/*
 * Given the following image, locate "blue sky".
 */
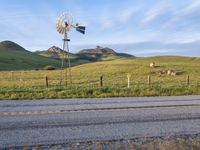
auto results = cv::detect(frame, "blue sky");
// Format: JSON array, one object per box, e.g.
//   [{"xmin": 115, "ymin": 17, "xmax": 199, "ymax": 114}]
[{"xmin": 0, "ymin": 0, "xmax": 200, "ymax": 56}]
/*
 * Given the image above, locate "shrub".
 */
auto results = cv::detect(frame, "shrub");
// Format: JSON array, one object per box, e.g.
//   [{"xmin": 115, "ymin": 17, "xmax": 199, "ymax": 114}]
[{"xmin": 44, "ymin": 65, "xmax": 56, "ymax": 70}]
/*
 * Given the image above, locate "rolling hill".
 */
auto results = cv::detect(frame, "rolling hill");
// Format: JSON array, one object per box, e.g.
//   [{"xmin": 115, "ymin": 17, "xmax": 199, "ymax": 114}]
[
  {"xmin": 0, "ymin": 41, "xmax": 62, "ymax": 70},
  {"xmin": 36, "ymin": 45, "xmax": 135, "ymax": 62},
  {"xmin": 0, "ymin": 41, "xmax": 135, "ymax": 71},
  {"xmin": 35, "ymin": 46, "xmax": 91, "ymax": 66},
  {"xmin": 35, "ymin": 46, "xmax": 76, "ymax": 60},
  {"xmin": 77, "ymin": 46, "xmax": 134, "ymax": 61}
]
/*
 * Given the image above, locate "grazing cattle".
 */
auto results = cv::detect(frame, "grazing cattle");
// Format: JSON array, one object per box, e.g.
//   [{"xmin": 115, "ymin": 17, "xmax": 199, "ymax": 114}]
[
  {"xmin": 169, "ymin": 70, "xmax": 176, "ymax": 76},
  {"xmin": 150, "ymin": 62, "xmax": 155, "ymax": 68},
  {"xmin": 156, "ymin": 70, "xmax": 176, "ymax": 76},
  {"xmin": 156, "ymin": 70, "xmax": 167, "ymax": 75},
  {"xmin": 167, "ymin": 70, "xmax": 172, "ymax": 75},
  {"xmin": 161, "ymin": 70, "xmax": 167, "ymax": 74},
  {"xmin": 156, "ymin": 71, "xmax": 162, "ymax": 76}
]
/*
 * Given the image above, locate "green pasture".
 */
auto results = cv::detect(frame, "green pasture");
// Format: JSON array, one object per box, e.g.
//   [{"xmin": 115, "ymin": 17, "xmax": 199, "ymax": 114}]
[{"xmin": 0, "ymin": 56, "xmax": 200, "ymax": 99}]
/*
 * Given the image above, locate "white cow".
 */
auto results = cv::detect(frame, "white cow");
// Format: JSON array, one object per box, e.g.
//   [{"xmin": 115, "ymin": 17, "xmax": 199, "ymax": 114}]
[{"xmin": 150, "ymin": 62, "xmax": 155, "ymax": 68}]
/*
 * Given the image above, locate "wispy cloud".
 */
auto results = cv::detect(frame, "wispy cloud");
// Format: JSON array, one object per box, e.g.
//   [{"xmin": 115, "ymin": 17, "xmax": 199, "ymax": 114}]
[
  {"xmin": 101, "ymin": 41, "xmax": 200, "ymax": 56},
  {"xmin": 184, "ymin": 1, "xmax": 200, "ymax": 13},
  {"xmin": 162, "ymin": 1, "xmax": 200, "ymax": 30},
  {"xmin": 140, "ymin": 1, "xmax": 170, "ymax": 27},
  {"xmin": 0, "ymin": 4, "xmax": 61, "ymax": 50}
]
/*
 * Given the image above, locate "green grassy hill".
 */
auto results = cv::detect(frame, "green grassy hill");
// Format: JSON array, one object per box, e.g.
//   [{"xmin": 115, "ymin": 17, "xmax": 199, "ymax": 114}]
[
  {"xmin": 0, "ymin": 41, "xmax": 63, "ymax": 70},
  {"xmin": 0, "ymin": 41, "xmax": 134, "ymax": 71},
  {"xmin": 71, "ymin": 55, "xmax": 200, "ymax": 82}
]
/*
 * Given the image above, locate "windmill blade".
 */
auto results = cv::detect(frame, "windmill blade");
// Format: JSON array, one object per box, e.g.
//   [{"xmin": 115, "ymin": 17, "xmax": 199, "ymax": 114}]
[
  {"xmin": 56, "ymin": 12, "xmax": 73, "ymax": 34},
  {"xmin": 76, "ymin": 26, "xmax": 86, "ymax": 34}
]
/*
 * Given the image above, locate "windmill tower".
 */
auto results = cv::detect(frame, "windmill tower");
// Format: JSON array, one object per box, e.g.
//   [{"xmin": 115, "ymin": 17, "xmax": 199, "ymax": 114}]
[{"xmin": 56, "ymin": 12, "xmax": 86, "ymax": 85}]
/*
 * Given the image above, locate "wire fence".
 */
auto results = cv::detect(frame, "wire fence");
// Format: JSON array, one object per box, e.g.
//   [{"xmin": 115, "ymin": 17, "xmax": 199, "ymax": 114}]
[{"xmin": 0, "ymin": 70, "xmax": 200, "ymax": 89}]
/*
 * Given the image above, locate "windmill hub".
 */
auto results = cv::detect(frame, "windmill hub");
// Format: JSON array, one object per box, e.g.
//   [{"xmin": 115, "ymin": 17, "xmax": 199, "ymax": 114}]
[{"xmin": 65, "ymin": 22, "xmax": 69, "ymax": 27}]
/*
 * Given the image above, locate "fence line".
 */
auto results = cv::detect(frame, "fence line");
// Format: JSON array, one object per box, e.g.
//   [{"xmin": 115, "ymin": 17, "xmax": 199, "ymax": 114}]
[{"xmin": 0, "ymin": 71, "xmax": 199, "ymax": 88}]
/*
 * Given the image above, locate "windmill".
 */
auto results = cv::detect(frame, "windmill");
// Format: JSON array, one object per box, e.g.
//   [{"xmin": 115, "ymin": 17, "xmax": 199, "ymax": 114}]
[{"xmin": 56, "ymin": 12, "xmax": 86, "ymax": 85}]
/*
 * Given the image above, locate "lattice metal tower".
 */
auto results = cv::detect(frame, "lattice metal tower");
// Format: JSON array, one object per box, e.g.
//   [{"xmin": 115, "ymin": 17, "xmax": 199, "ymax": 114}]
[{"xmin": 56, "ymin": 12, "xmax": 86, "ymax": 85}]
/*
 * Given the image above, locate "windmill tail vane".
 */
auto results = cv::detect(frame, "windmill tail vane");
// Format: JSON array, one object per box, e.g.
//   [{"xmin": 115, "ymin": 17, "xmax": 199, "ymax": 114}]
[{"xmin": 76, "ymin": 26, "xmax": 86, "ymax": 34}]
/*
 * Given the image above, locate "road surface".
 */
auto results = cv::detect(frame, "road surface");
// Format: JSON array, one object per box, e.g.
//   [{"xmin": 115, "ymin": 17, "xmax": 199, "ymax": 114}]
[{"xmin": 1, "ymin": 96, "xmax": 200, "ymax": 148}]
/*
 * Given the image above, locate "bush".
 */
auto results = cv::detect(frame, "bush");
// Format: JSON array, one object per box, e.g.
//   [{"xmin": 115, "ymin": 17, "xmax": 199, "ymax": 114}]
[{"xmin": 44, "ymin": 65, "xmax": 56, "ymax": 70}]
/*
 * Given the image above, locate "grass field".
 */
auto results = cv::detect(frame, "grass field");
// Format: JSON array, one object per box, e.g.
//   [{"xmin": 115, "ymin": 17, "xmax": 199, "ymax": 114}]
[{"xmin": 0, "ymin": 56, "xmax": 200, "ymax": 100}]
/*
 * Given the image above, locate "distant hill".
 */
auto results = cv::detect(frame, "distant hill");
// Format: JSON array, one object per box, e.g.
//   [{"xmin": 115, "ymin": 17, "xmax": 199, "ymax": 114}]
[
  {"xmin": 0, "ymin": 41, "xmax": 135, "ymax": 71},
  {"xmin": 35, "ymin": 46, "xmax": 91, "ymax": 66},
  {"xmin": 78, "ymin": 46, "xmax": 117, "ymax": 54},
  {"xmin": 35, "ymin": 46, "xmax": 76, "ymax": 60},
  {"xmin": 77, "ymin": 46, "xmax": 135, "ymax": 61},
  {"xmin": 0, "ymin": 41, "xmax": 62, "ymax": 70},
  {"xmin": 0, "ymin": 41, "xmax": 27, "ymax": 51},
  {"xmin": 36, "ymin": 45, "xmax": 135, "ymax": 62}
]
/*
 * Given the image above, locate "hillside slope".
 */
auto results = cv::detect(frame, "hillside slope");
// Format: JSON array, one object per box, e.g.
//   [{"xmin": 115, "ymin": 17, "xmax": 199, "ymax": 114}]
[
  {"xmin": 35, "ymin": 46, "xmax": 91, "ymax": 66},
  {"xmin": 69, "ymin": 55, "xmax": 200, "ymax": 90},
  {"xmin": 36, "ymin": 45, "xmax": 135, "ymax": 62},
  {"xmin": 77, "ymin": 46, "xmax": 135, "ymax": 61},
  {"xmin": 0, "ymin": 41, "xmax": 62, "ymax": 70},
  {"xmin": 35, "ymin": 46, "xmax": 76, "ymax": 59}
]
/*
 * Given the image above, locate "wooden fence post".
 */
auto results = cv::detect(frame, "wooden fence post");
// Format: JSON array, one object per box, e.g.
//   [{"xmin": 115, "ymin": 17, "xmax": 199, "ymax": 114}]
[
  {"xmin": 100, "ymin": 76, "xmax": 103, "ymax": 87},
  {"xmin": 148, "ymin": 75, "xmax": 151, "ymax": 86},
  {"xmin": 45, "ymin": 76, "xmax": 49, "ymax": 88},
  {"xmin": 11, "ymin": 71, "xmax": 14, "ymax": 81},
  {"xmin": 186, "ymin": 75, "xmax": 190, "ymax": 86}
]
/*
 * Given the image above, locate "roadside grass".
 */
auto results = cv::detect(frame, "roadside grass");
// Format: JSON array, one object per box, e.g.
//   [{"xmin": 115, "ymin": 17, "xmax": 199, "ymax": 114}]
[
  {"xmin": 0, "ymin": 83, "xmax": 199, "ymax": 100},
  {"xmin": 0, "ymin": 56, "xmax": 200, "ymax": 100}
]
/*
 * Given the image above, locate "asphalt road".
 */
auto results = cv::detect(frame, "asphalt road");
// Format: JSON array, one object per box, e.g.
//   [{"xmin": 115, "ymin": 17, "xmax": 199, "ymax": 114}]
[{"xmin": 1, "ymin": 96, "xmax": 200, "ymax": 148}]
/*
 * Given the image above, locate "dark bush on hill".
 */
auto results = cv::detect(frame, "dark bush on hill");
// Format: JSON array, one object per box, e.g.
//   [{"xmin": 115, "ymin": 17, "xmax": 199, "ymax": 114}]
[{"xmin": 43, "ymin": 65, "xmax": 56, "ymax": 70}]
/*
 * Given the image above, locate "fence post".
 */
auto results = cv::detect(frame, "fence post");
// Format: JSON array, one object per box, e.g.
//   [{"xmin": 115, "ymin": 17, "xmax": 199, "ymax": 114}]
[
  {"xmin": 100, "ymin": 76, "xmax": 103, "ymax": 87},
  {"xmin": 148, "ymin": 75, "xmax": 151, "ymax": 86},
  {"xmin": 186, "ymin": 75, "xmax": 190, "ymax": 86},
  {"xmin": 127, "ymin": 74, "xmax": 131, "ymax": 88},
  {"xmin": 45, "ymin": 76, "xmax": 49, "ymax": 88},
  {"xmin": 20, "ymin": 71, "xmax": 22, "ymax": 81},
  {"xmin": 11, "ymin": 71, "xmax": 14, "ymax": 81}
]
